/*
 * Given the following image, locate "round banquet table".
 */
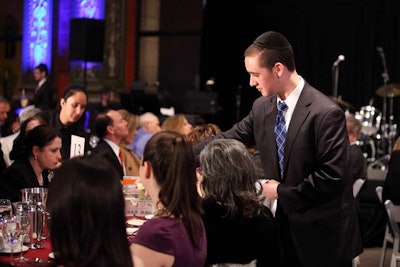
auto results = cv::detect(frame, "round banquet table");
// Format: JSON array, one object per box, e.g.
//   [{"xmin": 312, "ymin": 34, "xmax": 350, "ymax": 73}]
[{"xmin": 0, "ymin": 240, "xmax": 54, "ymax": 267}]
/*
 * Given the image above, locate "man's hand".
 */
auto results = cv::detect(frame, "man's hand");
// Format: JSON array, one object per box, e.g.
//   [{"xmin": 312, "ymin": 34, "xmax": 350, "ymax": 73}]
[{"xmin": 262, "ymin": 179, "xmax": 280, "ymax": 199}]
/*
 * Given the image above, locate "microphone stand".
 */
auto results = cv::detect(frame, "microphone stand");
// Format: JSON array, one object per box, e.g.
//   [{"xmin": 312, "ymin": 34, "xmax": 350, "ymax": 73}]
[
  {"xmin": 331, "ymin": 64, "xmax": 340, "ymax": 98},
  {"xmin": 377, "ymin": 47, "xmax": 391, "ymax": 154}
]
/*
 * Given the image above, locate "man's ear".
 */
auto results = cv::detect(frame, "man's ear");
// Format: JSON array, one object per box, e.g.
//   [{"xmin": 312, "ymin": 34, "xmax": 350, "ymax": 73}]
[{"xmin": 106, "ymin": 124, "xmax": 114, "ymax": 135}]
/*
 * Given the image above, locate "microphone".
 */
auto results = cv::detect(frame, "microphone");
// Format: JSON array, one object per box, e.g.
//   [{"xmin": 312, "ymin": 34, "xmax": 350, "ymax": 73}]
[
  {"xmin": 333, "ymin": 55, "xmax": 345, "ymax": 67},
  {"xmin": 377, "ymin": 46, "xmax": 389, "ymax": 83}
]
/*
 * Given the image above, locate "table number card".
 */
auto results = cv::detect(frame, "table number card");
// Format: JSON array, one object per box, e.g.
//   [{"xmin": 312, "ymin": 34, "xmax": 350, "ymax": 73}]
[{"xmin": 70, "ymin": 135, "xmax": 85, "ymax": 158}]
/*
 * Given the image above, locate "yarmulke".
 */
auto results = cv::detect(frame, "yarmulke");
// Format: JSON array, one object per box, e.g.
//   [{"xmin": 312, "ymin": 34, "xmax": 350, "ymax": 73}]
[{"xmin": 253, "ymin": 31, "xmax": 291, "ymax": 49}]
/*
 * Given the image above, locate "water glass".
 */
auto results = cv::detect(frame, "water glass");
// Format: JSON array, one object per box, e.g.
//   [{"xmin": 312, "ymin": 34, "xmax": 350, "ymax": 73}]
[
  {"xmin": 0, "ymin": 199, "xmax": 12, "ymax": 218},
  {"xmin": 1, "ymin": 215, "xmax": 21, "ymax": 265}
]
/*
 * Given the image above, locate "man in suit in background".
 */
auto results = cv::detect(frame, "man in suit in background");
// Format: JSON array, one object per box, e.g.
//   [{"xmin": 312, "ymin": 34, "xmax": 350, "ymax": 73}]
[
  {"xmin": 194, "ymin": 31, "xmax": 363, "ymax": 267},
  {"xmin": 91, "ymin": 109, "xmax": 129, "ymax": 179},
  {"xmin": 32, "ymin": 63, "xmax": 55, "ymax": 110}
]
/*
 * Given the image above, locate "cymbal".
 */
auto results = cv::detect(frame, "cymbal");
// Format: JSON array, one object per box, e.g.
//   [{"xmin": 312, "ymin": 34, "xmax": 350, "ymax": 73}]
[
  {"xmin": 376, "ymin": 83, "xmax": 400, "ymax": 98},
  {"xmin": 330, "ymin": 96, "xmax": 353, "ymax": 109}
]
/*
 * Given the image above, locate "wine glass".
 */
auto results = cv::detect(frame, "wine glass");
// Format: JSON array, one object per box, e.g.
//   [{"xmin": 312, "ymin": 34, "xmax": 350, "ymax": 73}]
[
  {"xmin": 0, "ymin": 199, "xmax": 12, "ymax": 218},
  {"xmin": 14, "ymin": 211, "xmax": 31, "ymax": 263},
  {"xmin": 1, "ymin": 215, "xmax": 21, "ymax": 265}
]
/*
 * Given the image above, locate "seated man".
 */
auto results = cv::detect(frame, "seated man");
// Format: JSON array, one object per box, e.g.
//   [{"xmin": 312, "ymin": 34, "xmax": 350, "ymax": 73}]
[
  {"xmin": 91, "ymin": 109, "xmax": 129, "ymax": 179},
  {"xmin": 130, "ymin": 112, "xmax": 161, "ymax": 159}
]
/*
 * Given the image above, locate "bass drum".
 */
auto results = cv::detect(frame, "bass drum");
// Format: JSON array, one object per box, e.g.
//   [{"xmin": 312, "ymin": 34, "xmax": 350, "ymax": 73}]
[{"xmin": 355, "ymin": 106, "xmax": 382, "ymax": 136}]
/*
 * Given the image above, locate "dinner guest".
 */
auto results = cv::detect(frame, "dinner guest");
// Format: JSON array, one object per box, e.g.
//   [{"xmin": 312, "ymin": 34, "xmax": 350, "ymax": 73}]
[
  {"xmin": 187, "ymin": 123, "xmax": 221, "ymax": 146},
  {"xmin": 117, "ymin": 109, "xmax": 141, "ymax": 176},
  {"xmin": 9, "ymin": 114, "xmax": 46, "ymax": 164},
  {"xmin": 0, "ymin": 125, "xmax": 61, "ymax": 202},
  {"xmin": 48, "ymin": 155, "xmax": 133, "ymax": 267},
  {"xmin": 91, "ymin": 109, "xmax": 129, "ymax": 179},
  {"xmin": 161, "ymin": 114, "xmax": 193, "ymax": 136},
  {"xmin": 130, "ymin": 112, "xmax": 161, "ymax": 159},
  {"xmin": 199, "ymin": 139, "xmax": 283, "ymax": 266},
  {"xmin": 131, "ymin": 131, "xmax": 206, "ymax": 267}
]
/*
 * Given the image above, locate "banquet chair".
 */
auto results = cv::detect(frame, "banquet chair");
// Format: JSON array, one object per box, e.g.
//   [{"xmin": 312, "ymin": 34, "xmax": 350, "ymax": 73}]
[
  {"xmin": 376, "ymin": 186, "xmax": 394, "ymax": 267},
  {"xmin": 353, "ymin": 178, "xmax": 366, "ymax": 197},
  {"xmin": 384, "ymin": 199, "xmax": 400, "ymax": 267}
]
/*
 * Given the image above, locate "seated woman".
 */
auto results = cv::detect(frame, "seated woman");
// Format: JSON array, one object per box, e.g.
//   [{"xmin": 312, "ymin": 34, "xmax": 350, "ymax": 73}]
[
  {"xmin": 187, "ymin": 123, "xmax": 221, "ymax": 145},
  {"xmin": 48, "ymin": 155, "xmax": 133, "ymax": 267},
  {"xmin": 198, "ymin": 139, "xmax": 283, "ymax": 266},
  {"xmin": 131, "ymin": 131, "xmax": 206, "ymax": 267},
  {"xmin": 0, "ymin": 125, "xmax": 61, "ymax": 202},
  {"xmin": 161, "ymin": 114, "xmax": 193, "ymax": 136},
  {"xmin": 9, "ymin": 114, "xmax": 46, "ymax": 163}
]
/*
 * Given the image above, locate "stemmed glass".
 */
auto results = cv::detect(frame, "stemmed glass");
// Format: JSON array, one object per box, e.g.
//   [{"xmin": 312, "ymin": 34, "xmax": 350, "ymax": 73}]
[
  {"xmin": 0, "ymin": 199, "xmax": 12, "ymax": 218},
  {"xmin": 13, "ymin": 213, "xmax": 31, "ymax": 263},
  {"xmin": 1, "ymin": 215, "xmax": 21, "ymax": 265}
]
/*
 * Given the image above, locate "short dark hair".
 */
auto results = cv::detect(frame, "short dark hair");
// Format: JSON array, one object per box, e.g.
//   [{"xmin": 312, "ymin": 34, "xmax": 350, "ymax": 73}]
[
  {"xmin": 34, "ymin": 63, "xmax": 48, "ymax": 76},
  {"xmin": 94, "ymin": 113, "xmax": 113, "ymax": 138}
]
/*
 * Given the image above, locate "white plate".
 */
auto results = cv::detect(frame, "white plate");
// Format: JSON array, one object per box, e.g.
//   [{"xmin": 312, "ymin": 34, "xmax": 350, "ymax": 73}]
[
  {"xmin": 145, "ymin": 214, "xmax": 154, "ymax": 220},
  {"xmin": 49, "ymin": 252, "xmax": 55, "ymax": 259},
  {"xmin": 126, "ymin": 227, "xmax": 139, "ymax": 235},
  {"xmin": 127, "ymin": 218, "xmax": 146, "ymax": 226},
  {"xmin": 0, "ymin": 245, "xmax": 29, "ymax": 254}
]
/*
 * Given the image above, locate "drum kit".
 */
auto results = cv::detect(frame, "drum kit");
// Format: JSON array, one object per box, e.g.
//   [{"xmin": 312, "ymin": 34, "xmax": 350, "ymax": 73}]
[{"xmin": 331, "ymin": 83, "xmax": 400, "ymax": 171}]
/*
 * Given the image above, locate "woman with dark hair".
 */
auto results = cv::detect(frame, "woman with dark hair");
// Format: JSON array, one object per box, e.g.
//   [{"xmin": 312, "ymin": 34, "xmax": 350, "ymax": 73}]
[
  {"xmin": 199, "ymin": 139, "xmax": 283, "ymax": 266},
  {"xmin": 48, "ymin": 155, "xmax": 133, "ymax": 267},
  {"xmin": 131, "ymin": 131, "xmax": 206, "ymax": 267},
  {"xmin": 38, "ymin": 84, "xmax": 89, "ymax": 159},
  {"xmin": 9, "ymin": 114, "xmax": 47, "ymax": 163},
  {"xmin": 0, "ymin": 125, "xmax": 61, "ymax": 202}
]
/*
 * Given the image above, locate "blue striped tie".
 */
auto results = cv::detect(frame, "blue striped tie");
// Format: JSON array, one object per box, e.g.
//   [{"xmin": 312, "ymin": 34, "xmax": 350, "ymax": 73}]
[{"xmin": 275, "ymin": 101, "xmax": 287, "ymax": 177}]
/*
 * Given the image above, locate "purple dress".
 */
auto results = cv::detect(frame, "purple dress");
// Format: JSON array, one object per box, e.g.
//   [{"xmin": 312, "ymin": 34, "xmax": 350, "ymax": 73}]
[{"xmin": 133, "ymin": 217, "xmax": 207, "ymax": 267}]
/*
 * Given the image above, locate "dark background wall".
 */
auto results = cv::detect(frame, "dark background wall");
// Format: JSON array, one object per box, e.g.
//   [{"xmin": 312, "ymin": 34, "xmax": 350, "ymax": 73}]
[{"xmin": 200, "ymin": 0, "xmax": 400, "ymax": 131}]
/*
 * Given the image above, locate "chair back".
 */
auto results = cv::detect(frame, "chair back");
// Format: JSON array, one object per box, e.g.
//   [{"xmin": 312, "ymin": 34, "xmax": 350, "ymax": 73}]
[
  {"xmin": 353, "ymin": 178, "xmax": 365, "ymax": 197},
  {"xmin": 375, "ymin": 186, "xmax": 383, "ymax": 203},
  {"xmin": 384, "ymin": 199, "xmax": 400, "ymax": 267},
  {"xmin": 385, "ymin": 200, "xmax": 400, "ymax": 238}
]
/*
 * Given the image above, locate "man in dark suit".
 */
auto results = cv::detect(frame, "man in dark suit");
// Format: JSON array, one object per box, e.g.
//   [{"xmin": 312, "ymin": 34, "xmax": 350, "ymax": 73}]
[
  {"xmin": 33, "ymin": 63, "xmax": 55, "ymax": 110},
  {"xmin": 91, "ymin": 109, "xmax": 129, "ymax": 179},
  {"xmin": 194, "ymin": 31, "xmax": 363, "ymax": 267}
]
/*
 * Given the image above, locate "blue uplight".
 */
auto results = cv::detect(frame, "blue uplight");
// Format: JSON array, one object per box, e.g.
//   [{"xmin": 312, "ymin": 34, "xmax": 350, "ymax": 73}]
[
  {"xmin": 72, "ymin": 0, "xmax": 105, "ymax": 19},
  {"xmin": 22, "ymin": 0, "xmax": 53, "ymax": 74}
]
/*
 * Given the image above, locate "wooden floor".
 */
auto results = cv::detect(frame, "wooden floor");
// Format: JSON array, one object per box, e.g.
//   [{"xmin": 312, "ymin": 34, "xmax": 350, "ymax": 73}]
[{"xmin": 359, "ymin": 246, "xmax": 392, "ymax": 267}]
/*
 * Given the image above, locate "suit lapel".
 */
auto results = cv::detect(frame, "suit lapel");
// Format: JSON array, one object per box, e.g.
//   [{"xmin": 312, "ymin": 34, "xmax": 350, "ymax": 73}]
[{"xmin": 284, "ymin": 85, "xmax": 311, "ymax": 174}]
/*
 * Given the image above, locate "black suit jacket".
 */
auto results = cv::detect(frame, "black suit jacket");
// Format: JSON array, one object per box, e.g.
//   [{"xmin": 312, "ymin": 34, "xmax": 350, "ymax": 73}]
[
  {"xmin": 194, "ymin": 81, "xmax": 363, "ymax": 267},
  {"xmin": 91, "ymin": 139, "xmax": 124, "ymax": 179},
  {"xmin": 33, "ymin": 80, "xmax": 55, "ymax": 110},
  {"xmin": 383, "ymin": 150, "xmax": 400, "ymax": 205}
]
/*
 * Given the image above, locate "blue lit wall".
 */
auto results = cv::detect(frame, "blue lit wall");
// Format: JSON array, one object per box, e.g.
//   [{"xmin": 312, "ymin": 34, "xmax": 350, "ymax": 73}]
[{"xmin": 22, "ymin": 0, "xmax": 53, "ymax": 74}]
